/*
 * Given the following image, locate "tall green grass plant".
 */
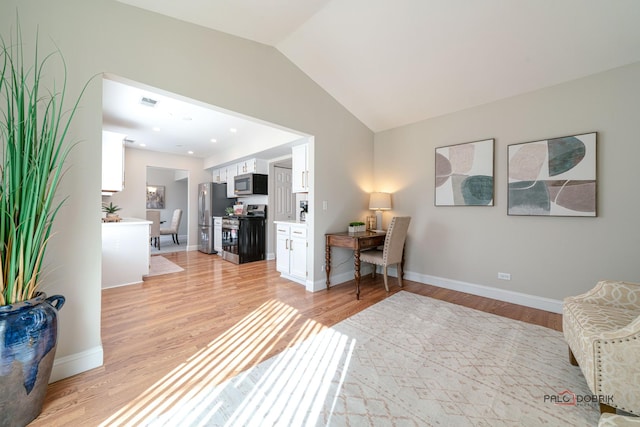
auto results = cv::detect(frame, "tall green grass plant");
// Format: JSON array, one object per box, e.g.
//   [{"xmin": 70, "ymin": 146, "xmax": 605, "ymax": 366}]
[{"xmin": 0, "ymin": 21, "xmax": 89, "ymax": 305}]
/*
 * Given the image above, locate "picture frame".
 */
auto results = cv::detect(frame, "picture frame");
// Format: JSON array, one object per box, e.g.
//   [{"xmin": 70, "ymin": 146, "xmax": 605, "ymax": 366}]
[
  {"xmin": 507, "ymin": 132, "xmax": 597, "ymax": 217},
  {"xmin": 435, "ymin": 138, "xmax": 494, "ymax": 206},
  {"xmin": 146, "ymin": 185, "xmax": 165, "ymax": 209}
]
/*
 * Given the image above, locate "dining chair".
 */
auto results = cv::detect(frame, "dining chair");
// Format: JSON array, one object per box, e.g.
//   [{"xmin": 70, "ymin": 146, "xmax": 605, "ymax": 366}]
[
  {"xmin": 360, "ymin": 216, "xmax": 411, "ymax": 292},
  {"xmin": 146, "ymin": 210, "xmax": 161, "ymax": 249},
  {"xmin": 160, "ymin": 208, "xmax": 183, "ymax": 245}
]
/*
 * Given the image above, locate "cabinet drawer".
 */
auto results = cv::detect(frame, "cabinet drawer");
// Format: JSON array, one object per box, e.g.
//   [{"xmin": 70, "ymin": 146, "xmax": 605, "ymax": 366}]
[
  {"xmin": 290, "ymin": 226, "xmax": 307, "ymax": 239},
  {"xmin": 276, "ymin": 225, "xmax": 290, "ymax": 236}
]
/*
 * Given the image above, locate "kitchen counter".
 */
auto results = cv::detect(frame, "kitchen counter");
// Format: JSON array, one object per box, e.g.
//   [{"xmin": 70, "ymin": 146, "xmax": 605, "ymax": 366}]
[
  {"xmin": 274, "ymin": 220, "xmax": 307, "ymax": 226},
  {"xmin": 102, "ymin": 217, "xmax": 152, "ymax": 288}
]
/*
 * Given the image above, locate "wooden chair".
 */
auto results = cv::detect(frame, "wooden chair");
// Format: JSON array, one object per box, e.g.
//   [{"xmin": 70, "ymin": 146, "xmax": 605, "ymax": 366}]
[
  {"xmin": 160, "ymin": 208, "xmax": 183, "ymax": 245},
  {"xmin": 360, "ymin": 216, "xmax": 411, "ymax": 291},
  {"xmin": 146, "ymin": 210, "xmax": 161, "ymax": 249}
]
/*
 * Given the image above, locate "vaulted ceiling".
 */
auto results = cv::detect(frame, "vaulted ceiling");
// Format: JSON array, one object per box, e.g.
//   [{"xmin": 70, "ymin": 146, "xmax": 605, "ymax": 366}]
[{"xmin": 116, "ymin": 0, "xmax": 640, "ymax": 133}]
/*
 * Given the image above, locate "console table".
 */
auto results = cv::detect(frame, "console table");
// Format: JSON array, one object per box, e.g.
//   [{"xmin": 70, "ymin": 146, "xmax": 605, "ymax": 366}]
[{"xmin": 325, "ymin": 230, "xmax": 386, "ymax": 299}]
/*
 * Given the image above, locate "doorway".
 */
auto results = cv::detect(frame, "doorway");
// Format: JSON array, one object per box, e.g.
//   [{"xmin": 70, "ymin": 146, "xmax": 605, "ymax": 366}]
[{"xmin": 147, "ymin": 166, "xmax": 188, "ymax": 254}]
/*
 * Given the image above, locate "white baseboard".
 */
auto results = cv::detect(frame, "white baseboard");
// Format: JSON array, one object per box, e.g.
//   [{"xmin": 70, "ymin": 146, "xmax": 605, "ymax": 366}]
[
  {"xmin": 50, "ymin": 345, "xmax": 104, "ymax": 383},
  {"xmin": 405, "ymin": 272, "xmax": 563, "ymax": 314},
  {"xmin": 314, "ymin": 268, "xmax": 563, "ymax": 314}
]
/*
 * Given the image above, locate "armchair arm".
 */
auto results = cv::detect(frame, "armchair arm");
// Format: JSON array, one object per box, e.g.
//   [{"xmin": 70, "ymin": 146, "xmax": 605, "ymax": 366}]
[
  {"xmin": 595, "ymin": 315, "xmax": 640, "ymax": 342},
  {"xmin": 566, "ymin": 280, "xmax": 640, "ymax": 310}
]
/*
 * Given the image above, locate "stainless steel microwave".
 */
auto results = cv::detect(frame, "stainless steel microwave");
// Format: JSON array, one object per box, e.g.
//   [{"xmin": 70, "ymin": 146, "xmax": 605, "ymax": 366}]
[{"xmin": 234, "ymin": 173, "xmax": 268, "ymax": 196}]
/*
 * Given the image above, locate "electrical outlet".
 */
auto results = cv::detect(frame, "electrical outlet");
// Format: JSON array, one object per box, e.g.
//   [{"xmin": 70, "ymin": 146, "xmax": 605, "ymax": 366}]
[
  {"xmin": 498, "ymin": 272, "xmax": 511, "ymax": 280},
  {"xmin": 321, "ymin": 264, "xmax": 325, "ymax": 272}
]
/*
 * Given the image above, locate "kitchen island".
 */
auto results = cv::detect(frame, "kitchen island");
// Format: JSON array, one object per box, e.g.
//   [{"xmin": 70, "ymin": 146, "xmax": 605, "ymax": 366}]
[{"xmin": 102, "ymin": 217, "xmax": 151, "ymax": 288}]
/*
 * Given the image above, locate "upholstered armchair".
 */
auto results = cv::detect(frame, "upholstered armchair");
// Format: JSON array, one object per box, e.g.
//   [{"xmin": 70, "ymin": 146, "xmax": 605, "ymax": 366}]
[{"xmin": 563, "ymin": 280, "xmax": 640, "ymax": 415}]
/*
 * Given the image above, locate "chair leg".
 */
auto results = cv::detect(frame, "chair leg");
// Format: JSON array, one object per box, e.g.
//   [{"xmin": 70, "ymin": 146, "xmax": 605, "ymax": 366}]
[
  {"xmin": 371, "ymin": 264, "xmax": 376, "ymax": 278},
  {"xmin": 568, "ymin": 347, "xmax": 578, "ymax": 366},
  {"xmin": 383, "ymin": 266, "xmax": 389, "ymax": 292},
  {"xmin": 397, "ymin": 263, "xmax": 403, "ymax": 288},
  {"xmin": 599, "ymin": 403, "xmax": 616, "ymax": 414}
]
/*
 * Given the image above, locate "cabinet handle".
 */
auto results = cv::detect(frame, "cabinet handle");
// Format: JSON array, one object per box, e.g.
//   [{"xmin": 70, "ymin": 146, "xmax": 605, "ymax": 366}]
[
  {"xmin": 285, "ymin": 238, "xmax": 289, "ymax": 250},
  {"xmin": 293, "ymin": 231, "xmax": 302, "ymax": 235}
]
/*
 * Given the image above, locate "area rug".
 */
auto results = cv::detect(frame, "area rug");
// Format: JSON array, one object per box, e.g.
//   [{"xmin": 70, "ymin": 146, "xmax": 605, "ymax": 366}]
[
  {"xmin": 145, "ymin": 255, "xmax": 184, "ymax": 277},
  {"xmin": 121, "ymin": 291, "xmax": 601, "ymax": 426}
]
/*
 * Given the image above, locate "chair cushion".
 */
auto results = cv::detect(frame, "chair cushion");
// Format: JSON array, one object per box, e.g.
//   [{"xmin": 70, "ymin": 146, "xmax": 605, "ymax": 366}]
[{"xmin": 359, "ymin": 249, "xmax": 383, "ymax": 265}]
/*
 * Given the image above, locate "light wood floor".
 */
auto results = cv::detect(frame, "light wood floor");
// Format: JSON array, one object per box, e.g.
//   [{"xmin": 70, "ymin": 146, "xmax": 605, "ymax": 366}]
[{"xmin": 31, "ymin": 251, "xmax": 561, "ymax": 426}]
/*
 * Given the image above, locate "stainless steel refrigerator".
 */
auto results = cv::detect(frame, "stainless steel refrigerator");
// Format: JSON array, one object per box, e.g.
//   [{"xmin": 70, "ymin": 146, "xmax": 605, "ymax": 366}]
[{"xmin": 198, "ymin": 182, "xmax": 232, "ymax": 254}]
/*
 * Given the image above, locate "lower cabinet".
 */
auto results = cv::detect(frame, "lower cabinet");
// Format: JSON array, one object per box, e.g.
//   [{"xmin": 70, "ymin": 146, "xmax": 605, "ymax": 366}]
[
  {"xmin": 213, "ymin": 216, "xmax": 222, "ymax": 254},
  {"xmin": 275, "ymin": 222, "xmax": 307, "ymax": 284}
]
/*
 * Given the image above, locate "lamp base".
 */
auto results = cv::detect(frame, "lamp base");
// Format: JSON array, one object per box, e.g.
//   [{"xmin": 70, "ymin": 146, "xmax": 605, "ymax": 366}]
[{"xmin": 375, "ymin": 210, "xmax": 383, "ymax": 231}]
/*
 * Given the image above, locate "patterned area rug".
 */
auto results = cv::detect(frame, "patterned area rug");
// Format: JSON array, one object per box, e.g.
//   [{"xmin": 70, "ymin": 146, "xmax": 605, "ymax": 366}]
[
  {"xmin": 119, "ymin": 292, "xmax": 600, "ymax": 426},
  {"xmin": 145, "ymin": 256, "xmax": 184, "ymax": 277}
]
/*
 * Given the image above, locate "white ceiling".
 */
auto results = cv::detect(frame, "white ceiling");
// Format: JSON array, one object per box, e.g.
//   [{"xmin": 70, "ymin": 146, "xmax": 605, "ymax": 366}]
[
  {"xmin": 109, "ymin": 0, "xmax": 640, "ymax": 157},
  {"xmin": 102, "ymin": 77, "xmax": 303, "ymax": 160}
]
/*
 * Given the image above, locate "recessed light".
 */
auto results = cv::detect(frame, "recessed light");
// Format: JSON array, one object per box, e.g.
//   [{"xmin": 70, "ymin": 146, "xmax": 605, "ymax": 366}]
[
  {"xmin": 152, "ymin": 127, "xmax": 160, "ymax": 132},
  {"xmin": 188, "ymin": 151, "xmax": 194, "ymax": 155},
  {"xmin": 230, "ymin": 128, "xmax": 237, "ymax": 133},
  {"xmin": 140, "ymin": 143, "xmax": 147, "ymax": 147},
  {"xmin": 210, "ymin": 138, "xmax": 217, "ymax": 143}
]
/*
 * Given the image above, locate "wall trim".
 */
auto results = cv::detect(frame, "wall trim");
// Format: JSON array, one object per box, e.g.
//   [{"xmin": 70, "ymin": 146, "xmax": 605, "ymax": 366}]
[
  {"xmin": 314, "ymin": 268, "xmax": 563, "ymax": 314},
  {"xmin": 50, "ymin": 345, "xmax": 104, "ymax": 383}
]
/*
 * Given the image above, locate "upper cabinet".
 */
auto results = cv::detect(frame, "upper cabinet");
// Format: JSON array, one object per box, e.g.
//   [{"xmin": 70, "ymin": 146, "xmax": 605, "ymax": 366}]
[
  {"xmin": 226, "ymin": 164, "xmax": 238, "ymax": 197},
  {"xmin": 237, "ymin": 158, "xmax": 268, "ymax": 175},
  {"xmin": 102, "ymin": 130, "xmax": 126, "ymax": 194},
  {"xmin": 292, "ymin": 144, "xmax": 309, "ymax": 193},
  {"xmin": 212, "ymin": 167, "xmax": 227, "ymax": 183}
]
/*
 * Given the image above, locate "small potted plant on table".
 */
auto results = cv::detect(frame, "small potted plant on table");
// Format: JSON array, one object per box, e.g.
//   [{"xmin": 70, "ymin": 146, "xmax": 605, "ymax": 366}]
[{"xmin": 348, "ymin": 221, "xmax": 366, "ymax": 233}]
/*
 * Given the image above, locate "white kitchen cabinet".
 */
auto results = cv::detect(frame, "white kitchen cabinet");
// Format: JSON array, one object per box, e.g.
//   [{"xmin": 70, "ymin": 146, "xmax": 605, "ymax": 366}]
[
  {"xmin": 213, "ymin": 216, "xmax": 223, "ymax": 254},
  {"xmin": 102, "ymin": 130, "xmax": 126, "ymax": 194},
  {"xmin": 292, "ymin": 144, "xmax": 309, "ymax": 193},
  {"xmin": 212, "ymin": 168, "xmax": 227, "ymax": 183},
  {"xmin": 226, "ymin": 164, "xmax": 238, "ymax": 197},
  {"xmin": 237, "ymin": 158, "xmax": 268, "ymax": 175},
  {"xmin": 275, "ymin": 222, "xmax": 307, "ymax": 284}
]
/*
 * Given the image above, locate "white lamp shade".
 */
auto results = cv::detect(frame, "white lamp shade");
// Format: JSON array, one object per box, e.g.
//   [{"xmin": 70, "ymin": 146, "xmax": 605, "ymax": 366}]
[{"xmin": 369, "ymin": 192, "xmax": 392, "ymax": 210}]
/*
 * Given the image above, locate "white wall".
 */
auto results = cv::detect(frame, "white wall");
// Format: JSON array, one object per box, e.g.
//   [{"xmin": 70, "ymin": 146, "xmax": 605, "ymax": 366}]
[
  {"xmin": 0, "ymin": 0, "xmax": 373, "ymax": 380},
  {"xmin": 374, "ymin": 62, "xmax": 640, "ymax": 311}
]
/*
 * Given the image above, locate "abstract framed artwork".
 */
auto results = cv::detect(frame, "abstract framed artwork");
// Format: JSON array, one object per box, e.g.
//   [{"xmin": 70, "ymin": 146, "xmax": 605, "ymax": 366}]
[
  {"xmin": 146, "ymin": 185, "xmax": 165, "ymax": 209},
  {"xmin": 507, "ymin": 132, "xmax": 596, "ymax": 217},
  {"xmin": 435, "ymin": 138, "xmax": 494, "ymax": 206}
]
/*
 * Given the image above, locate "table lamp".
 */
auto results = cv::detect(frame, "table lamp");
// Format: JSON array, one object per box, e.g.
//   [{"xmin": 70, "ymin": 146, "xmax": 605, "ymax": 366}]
[{"xmin": 369, "ymin": 192, "xmax": 392, "ymax": 231}]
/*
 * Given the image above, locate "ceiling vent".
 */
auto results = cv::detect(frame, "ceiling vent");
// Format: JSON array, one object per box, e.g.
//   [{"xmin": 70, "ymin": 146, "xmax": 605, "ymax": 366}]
[{"xmin": 140, "ymin": 97, "xmax": 158, "ymax": 107}]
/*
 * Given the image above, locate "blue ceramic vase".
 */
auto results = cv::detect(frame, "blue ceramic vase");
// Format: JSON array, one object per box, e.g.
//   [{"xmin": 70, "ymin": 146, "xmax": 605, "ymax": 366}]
[{"xmin": 0, "ymin": 293, "xmax": 65, "ymax": 427}]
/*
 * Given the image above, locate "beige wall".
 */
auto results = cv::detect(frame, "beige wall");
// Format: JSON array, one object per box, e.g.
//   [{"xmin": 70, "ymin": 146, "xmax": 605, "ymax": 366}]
[
  {"xmin": 106, "ymin": 148, "xmax": 206, "ymax": 246},
  {"xmin": 1, "ymin": 0, "xmax": 374, "ymax": 380},
  {"xmin": 374, "ymin": 62, "xmax": 640, "ymax": 310}
]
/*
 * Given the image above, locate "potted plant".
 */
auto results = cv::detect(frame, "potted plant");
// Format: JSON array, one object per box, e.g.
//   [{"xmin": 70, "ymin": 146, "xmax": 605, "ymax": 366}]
[
  {"xmin": 102, "ymin": 202, "xmax": 122, "ymax": 221},
  {"xmin": 348, "ymin": 221, "xmax": 366, "ymax": 233},
  {"xmin": 0, "ymin": 22, "xmax": 90, "ymax": 426}
]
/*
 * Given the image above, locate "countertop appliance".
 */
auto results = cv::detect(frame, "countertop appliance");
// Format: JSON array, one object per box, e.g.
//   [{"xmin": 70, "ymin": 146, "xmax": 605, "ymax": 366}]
[
  {"xmin": 234, "ymin": 173, "xmax": 268, "ymax": 196},
  {"xmin": 198, "ymin": 182, "xmax": 233, "ymax": 254},
  {"xmin": 221, "ymin": 204, "xmax": 267, "ymax": 264},
  {"xmin": 299, "ymin": 200, "xmax": 308, "ymax": 222}
]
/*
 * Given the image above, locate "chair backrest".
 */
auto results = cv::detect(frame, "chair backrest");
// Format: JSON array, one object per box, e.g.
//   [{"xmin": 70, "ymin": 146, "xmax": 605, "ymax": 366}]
[
  {"xmin": 382, "ymin": 216, "xmax": 411, "ymax": 265},
  {"xmin": 170, "ymin": 209, "xmax": 183, "ymax": 231},
  {"xmin": 146, "ymin": 210, "xmax": 160, "ymax": 237}
]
